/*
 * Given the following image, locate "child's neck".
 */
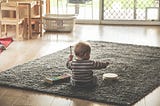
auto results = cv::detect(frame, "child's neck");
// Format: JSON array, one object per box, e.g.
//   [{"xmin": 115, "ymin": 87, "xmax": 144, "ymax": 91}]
[
  {"xmin": 76, "ymin": 57, "xmax": 89, "ymax": 60},
  {"xmin": 76, "ymin": 57, "xmax": 83, "ymax": 60}
]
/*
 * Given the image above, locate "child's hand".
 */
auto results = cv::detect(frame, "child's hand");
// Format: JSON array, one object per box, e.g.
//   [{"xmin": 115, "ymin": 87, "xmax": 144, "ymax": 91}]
[
  {"xmin": 68, "ymin": 54, "xmax": 73, "ymax": 61},
  {"xmin": 106, "ymin": 62, "xmax": 109, "ymax": 66}
]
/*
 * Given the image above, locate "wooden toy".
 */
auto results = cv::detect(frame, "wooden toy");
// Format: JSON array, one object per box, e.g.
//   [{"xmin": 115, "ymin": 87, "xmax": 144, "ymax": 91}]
[
  {"xmin": 44, "ymin": 73, "xmax": 71, "ymax": 84},
  {"xmin": 70, "ymin": 46, "xmax": 72, "ymax": 55}
]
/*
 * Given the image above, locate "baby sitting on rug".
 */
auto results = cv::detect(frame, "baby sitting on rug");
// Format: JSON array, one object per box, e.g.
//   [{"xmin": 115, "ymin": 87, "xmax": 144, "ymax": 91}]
[{"xmin": 66, "ymin": 41, "xmax": 109, "ymax": 88}]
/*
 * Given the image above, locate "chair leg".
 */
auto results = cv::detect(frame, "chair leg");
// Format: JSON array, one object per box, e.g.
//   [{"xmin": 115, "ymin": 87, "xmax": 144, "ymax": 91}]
[
  {"xmin": 16, "ymin": 24, "xmax": 19, "ymax": 40},
  {"xmin": 4, "ymin": 24, "xmax": 7, "ymax": 36},
  {"xmin": 22, "ymin": 21, "xmax": 27, "ymax": 39}
]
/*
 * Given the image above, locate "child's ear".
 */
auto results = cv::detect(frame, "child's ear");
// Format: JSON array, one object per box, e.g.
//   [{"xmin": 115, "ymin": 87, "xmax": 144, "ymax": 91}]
[
  {"xmin": 84, "ymin": 53, "xmax": 90, "ymax": 59},
  {"xmin": 84, "ymin": 53, "xmax": 88, "ymax": 56},
  {"xmin": 84, "ymin": 53, "xmax": 90, "ymax": 58}
]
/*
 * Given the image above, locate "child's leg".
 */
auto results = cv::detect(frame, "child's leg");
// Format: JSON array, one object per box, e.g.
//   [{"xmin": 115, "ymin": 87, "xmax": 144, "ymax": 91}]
[
  {"xmin": 92, "ymin": 76, "xmax": 98, "ymax": 86},
  {"xmin": 70, "ymin": 76, "xmax": 98, "ymax": 88}
]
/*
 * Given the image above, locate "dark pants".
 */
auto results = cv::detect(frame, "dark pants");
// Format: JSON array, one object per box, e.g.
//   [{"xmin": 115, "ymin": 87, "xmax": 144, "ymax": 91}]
[{"xmin": 70, "ymin": 76, "xmax": 98, "ymax": 88}]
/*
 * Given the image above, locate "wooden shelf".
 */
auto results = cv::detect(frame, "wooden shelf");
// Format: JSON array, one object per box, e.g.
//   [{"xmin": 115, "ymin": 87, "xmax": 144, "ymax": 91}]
[
  {"xmin": 0, "ymin": 0, "xmax": 43, "ymax": 40},
  {"xmin": 0, "ymin": 2, "xmax": 26, "ymax": 40}
]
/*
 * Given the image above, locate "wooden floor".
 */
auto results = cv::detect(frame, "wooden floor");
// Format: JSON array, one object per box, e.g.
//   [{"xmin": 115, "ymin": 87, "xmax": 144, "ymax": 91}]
[{"xmin": 0, "ymin": 24, "xmax": 160, "ymax": 106}]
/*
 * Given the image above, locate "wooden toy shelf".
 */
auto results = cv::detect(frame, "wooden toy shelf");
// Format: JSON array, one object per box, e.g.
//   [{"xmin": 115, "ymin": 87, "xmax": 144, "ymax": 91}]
[{"xmin": 0, "ymin": 0, "xmax": 43, "ymax": 40}]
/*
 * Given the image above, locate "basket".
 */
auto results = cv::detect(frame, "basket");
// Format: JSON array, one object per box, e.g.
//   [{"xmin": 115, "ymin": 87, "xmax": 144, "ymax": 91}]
[{"xmin": 43, "ymin": 14, "xmax": 76, "ymax": 32}]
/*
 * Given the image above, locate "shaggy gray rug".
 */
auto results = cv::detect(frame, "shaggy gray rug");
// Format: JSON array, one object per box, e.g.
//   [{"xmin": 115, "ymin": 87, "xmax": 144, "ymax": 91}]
[{"xmin": 0, "ymin": 41, "xmax": 160, "ymax": 106}]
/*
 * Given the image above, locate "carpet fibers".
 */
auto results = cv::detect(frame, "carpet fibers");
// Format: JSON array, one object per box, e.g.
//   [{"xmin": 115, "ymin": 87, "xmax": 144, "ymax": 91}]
[{"xmin": 0, "ymin": 41, "xmax": 160, "ymax": 106}]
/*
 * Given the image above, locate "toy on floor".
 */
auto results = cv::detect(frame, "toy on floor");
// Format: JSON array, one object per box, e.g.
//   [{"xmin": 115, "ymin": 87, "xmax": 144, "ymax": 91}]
[
  {"xmin": 102, "ymin": 73, "xmax": 118, "ymax": 80},
  {"xmin": 44, "ymin": 73, "xmax": 71, "ymax": 84}
]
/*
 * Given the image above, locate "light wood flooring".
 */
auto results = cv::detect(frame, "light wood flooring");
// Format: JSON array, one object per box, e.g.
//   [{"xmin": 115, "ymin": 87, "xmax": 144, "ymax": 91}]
[{"xmin": 0, "ymin": 24, "xmax": 160, "ymax": 106}]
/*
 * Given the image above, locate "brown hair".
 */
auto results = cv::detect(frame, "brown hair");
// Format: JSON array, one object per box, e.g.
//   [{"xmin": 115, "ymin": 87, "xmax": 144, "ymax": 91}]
[{"xmin": 74, "ymin": 42, "xmax": 91, "ymax": 59}]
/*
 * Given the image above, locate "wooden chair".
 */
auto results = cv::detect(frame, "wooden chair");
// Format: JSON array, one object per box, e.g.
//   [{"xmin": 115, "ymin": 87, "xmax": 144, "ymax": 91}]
[
  {"xmin": 17, "ymin": 0, "xmax": 43, "ymax": 39},
  {"xmin": 0, "ymin": 1, "xmax": 26, "ymax": 40},
  {"xmin": 30, "ymin": 0, "xmax": 42, "ymax": 37}
]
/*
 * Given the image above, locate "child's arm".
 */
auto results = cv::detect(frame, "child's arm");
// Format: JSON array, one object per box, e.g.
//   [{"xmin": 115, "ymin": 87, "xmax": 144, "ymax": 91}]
[
  {"xmin": 68, "ymin": 46, "xmax": 73, "ymax": 61},
  {"xmin": 92, "ymin": 61, "xmax": 109, "ymax": 69},
  {"xmin": 66, "ymin": 46, "xmax": 74, "ymax": 69},
  {"xmin": 68, "ymin": 54, "xmax": 73, "ymax": 61},
  {"xmin": 66, "ymin": 54, "xmax": 73, "ymax": 69},
  {"xmin": 105, "ymin": 62, "xmax": 109, "ymax": 66}
]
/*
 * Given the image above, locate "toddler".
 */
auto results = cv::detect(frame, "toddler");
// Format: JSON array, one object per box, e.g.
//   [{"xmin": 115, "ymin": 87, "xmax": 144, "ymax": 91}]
[{"xmin": 66, "ymin": 41, "xmax": 109, "ymax": 88}]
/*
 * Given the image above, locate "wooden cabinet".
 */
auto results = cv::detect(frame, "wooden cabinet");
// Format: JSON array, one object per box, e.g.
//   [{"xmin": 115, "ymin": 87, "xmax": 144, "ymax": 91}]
[
  {"xmin": 0, "ymin": 2, "xmax": 26, "ymax": 40},
  {"xmin": 0, "ymin": 0, "xmax": 43, "ymax": 40}
]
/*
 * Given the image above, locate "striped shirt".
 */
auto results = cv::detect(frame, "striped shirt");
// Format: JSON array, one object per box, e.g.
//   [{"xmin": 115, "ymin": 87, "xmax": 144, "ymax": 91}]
[{"xmin": 66, "ymin": 59, "xmax": 108, "ymax": 83}]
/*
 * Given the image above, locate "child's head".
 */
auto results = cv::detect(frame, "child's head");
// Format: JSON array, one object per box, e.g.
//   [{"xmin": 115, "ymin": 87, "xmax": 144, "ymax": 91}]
[{"xmin": 74, "ymin": 42, "xmax": 91, "ymax": 60}]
